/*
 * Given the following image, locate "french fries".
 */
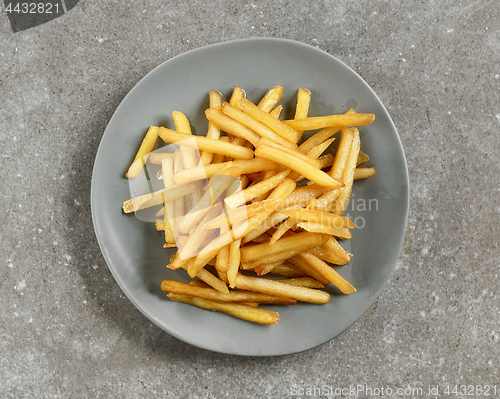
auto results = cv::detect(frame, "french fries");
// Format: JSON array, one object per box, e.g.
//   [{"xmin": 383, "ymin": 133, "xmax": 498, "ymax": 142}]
[{"xmin": 123, "ymin": 86, "xmax": 377, "ymax": 324}]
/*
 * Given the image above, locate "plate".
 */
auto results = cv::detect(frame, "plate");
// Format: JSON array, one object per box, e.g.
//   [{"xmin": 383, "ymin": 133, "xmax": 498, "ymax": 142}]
[{"xmin": 91, "ymin": 38, "xmax": 409, "ymax": 356}]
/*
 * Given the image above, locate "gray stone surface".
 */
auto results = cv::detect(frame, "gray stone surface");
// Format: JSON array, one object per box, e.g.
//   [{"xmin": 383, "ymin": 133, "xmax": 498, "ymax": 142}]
[{"xmin": 1, "ymin": 0, "xmax": 499, "ymax": 398}]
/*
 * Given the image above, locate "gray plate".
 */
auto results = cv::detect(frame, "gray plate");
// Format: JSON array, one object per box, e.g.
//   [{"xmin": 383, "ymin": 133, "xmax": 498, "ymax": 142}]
[{"xmin": 91, "ymin": 38, "xmax": 409, "ymax": 356}]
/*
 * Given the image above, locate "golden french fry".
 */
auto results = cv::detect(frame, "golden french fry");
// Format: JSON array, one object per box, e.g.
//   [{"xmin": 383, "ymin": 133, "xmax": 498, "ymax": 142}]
[
  {"xmin": 126, "ymin": 126, "xmax": 159, "ymax": 178},
  {"xmin": 296, "ymin": 251, "xmax": 356, "ymax": 295},
  {"xmin": 284, "ymin": 112, "xmax": 375, "ymax": 131},
  {"xmin": 255, "ymin": 144, "xmax": 344, "ymax": 188},
  {"xmin": 221, "ymin": 102, "xmax": 297, "ymax": 149},
  {"xmin": 309, "ymin": 236, "xmax": 352, "ymax": 265},
  {"xmin": 241, "ymin": 211, "xmax": 289, "ymax": 244},
  {"xmin": 122, "ymin": 183, "xmax": 195, "ymax": 214},
  {"xmin": 357, "ymin": 151, "xmax": 370, "ymax": 166},
  {"xmin": 224, "ymin": 169, "xmax": 290, "ymax": 209},
  {"xmin": 235, "ymin": 274, "xmax": 330, "ymax": 304},
  {"xmin": 255, "ymin": 262, "xmax": 307, "ymax": 278},
  {"xmin": 229, "ymin": 86, "xmax": 246, "ymax": 107},
  {"xmin": 311, "ymin": 188, "xmax": 341, "ymax": 212},
  {"xmin": 258, "ymin": 86, "xmax": 283, "ymax": 112},
  {"xmin": 306, "ymin": 137, "xmax": 335, "ymax": 160},
  {"xmin": 256, "ymin": 138, "xmax": 323, "ymax": 169},
  {"xmin": 280, "ymin": 208, "xmax": 355, "ymax": 229},
  {"xmin": 297, "ymin": 109, "xmax": 355, "ymax": 154},
  {"xmin": 288, "ymin": 255, "xmax": 330, "ymax": 285},
  {"xmin": 296, "ymin": 221, "xmax": 352, "ymax": 239},
  {"xmin": 168, "ymin": 293, "xmax": 279, "ymax": 324},
  {"xmin": 238, "ymin": 98, "xmax": 301, "ymax": 143},
  {"xmin": 199, "ymin": 89, "xmax": 222, "ymax": 166},
  {"xmin": 333, "ymin": 128, "xmax": 360, "ymax": 215},
  {"xmin": 227, "ymin": 238, "xmax": 241, "ymax": 288},
  {"xmin": 240, "ymin": 232, "xmax": 327, "ymax": 263},
  {"xmin": 294, "ymin": 88, "xmax": 311, "ymax": 142},
  {"xmin": 354, "ymin": 166, "xmax": 377, "ymax": 180},
  {"xmin": 279, "ymin": 277, "xmax": 324, "ymax": 289},
  {"xmin": 205, "ymin": 108, "xmax": 261, "ymax": 146},
  {"xmin": 269, "ymin": 217, "xmax": 296, "ymax": 245},
  {"xmin": 329, "ymin": 127, "xmax": 354, "ymax": 180},
  {"xmin": 158, "ymin": 127, "xmax": 254, "ymax": 160},
  {"xmin": 269, "ymin": 105, "xmax": 282, "ymax": 118},
  {"xmin": 215, "ymin": 245, "xmax": 230, "ymax": 273},
  {"xmin": 161, "ymin": 279, "xmax": 296, "ymax": 305}
]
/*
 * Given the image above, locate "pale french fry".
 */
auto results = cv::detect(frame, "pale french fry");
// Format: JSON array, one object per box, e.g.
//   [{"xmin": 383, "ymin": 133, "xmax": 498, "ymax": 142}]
[
  {"xmin": 296, "ymin": 251, "xmax": 356, "ymax": 295},
  {"xmin": 155, "ymin": 220, "xmax": 165, "ymax": 230},
  {"xmin": 258, "ymin": 86, "xmax": 283, "ymax": 112},
  {"xmin": 202, "ymin": 199, "xmax": 279, "ymax": 230},
  {"xmin": 168, "ymin": 294, "xmax": 279, "ymax": 325},
  {"xmin": 126, "ymin": 126, "xmax": 159, "ymax": 178},
  {"xmin": 227, "ymin": 238, "xmax": 241, "ymax": 288},
  {"xmin": 238, "ymin": 98, "xmax": 301, "ymax": 143},
  {"xmin": 224, "ymin": 169, "xmax": 290, "ymax": 209},
  {"xmin": 221, "ymin": 102, "xmax": 297, "ymax": 149},
  {"xmin": 333, "ymin": 128, "xmax": 360, "ymax": 215},
  {"xmin": 178, "ymin": 166, "xmax": 242, "ymax": 235},
  {"xmin": 205, "ymin": 108, "xmax": 261, "ymax": 146},
  {"xmin": 161, "ymin": 157, "xmax": 176, "ymax": 245},
  {"xmin": 255, "ymin": 144, "xmax": 344, "ymax": 188},
  {"xmin": 284, "ymin": 112, "xmax": 375, "ymax": 131},
  {"xmin": 235, "ymin": 274, "xmax": 330, "ymax": 304},
  {"xmin": 173, "ymin": 162, "xmax": 226, "ymax": 185},
  {"xmin": 148, "ymin": 151, "xmax": 174, "ymax": 165},
  {"xmin": 122, "ymin": 183, "xmax": 195, "ymax": 214},
  {"xmin": 178, "ymin": 203, "xmax": 223, "ymax": 259},
  {"xmin": 240, "ymin": 232, "xmax": 327, "ymax": 263},
  {"xmin": 158, "ymin": 127, "xmax": 254, "ymax": 160},
  {"xmin": 354, "ymin": 166, "xmax": 377, "ymax": 180},
  {"xmin": 199, "ymin": 89, "xmax": 222, "ymax": 166},
  {"xmin": 161, "ymin": 279, "xmax": 296, "ymax": 305}
]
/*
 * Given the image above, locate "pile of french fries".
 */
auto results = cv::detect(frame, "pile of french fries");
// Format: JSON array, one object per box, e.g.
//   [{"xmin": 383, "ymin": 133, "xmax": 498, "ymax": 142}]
[{"xmin": 122, "ymin": 86, "xmax": 377, "ymax": 325}]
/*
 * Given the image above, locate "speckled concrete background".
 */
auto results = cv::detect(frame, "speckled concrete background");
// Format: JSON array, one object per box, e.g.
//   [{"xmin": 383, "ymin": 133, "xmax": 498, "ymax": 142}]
[{"xmin": 1, "ymin": 1, "xmax": 499, "ymax": 398}]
